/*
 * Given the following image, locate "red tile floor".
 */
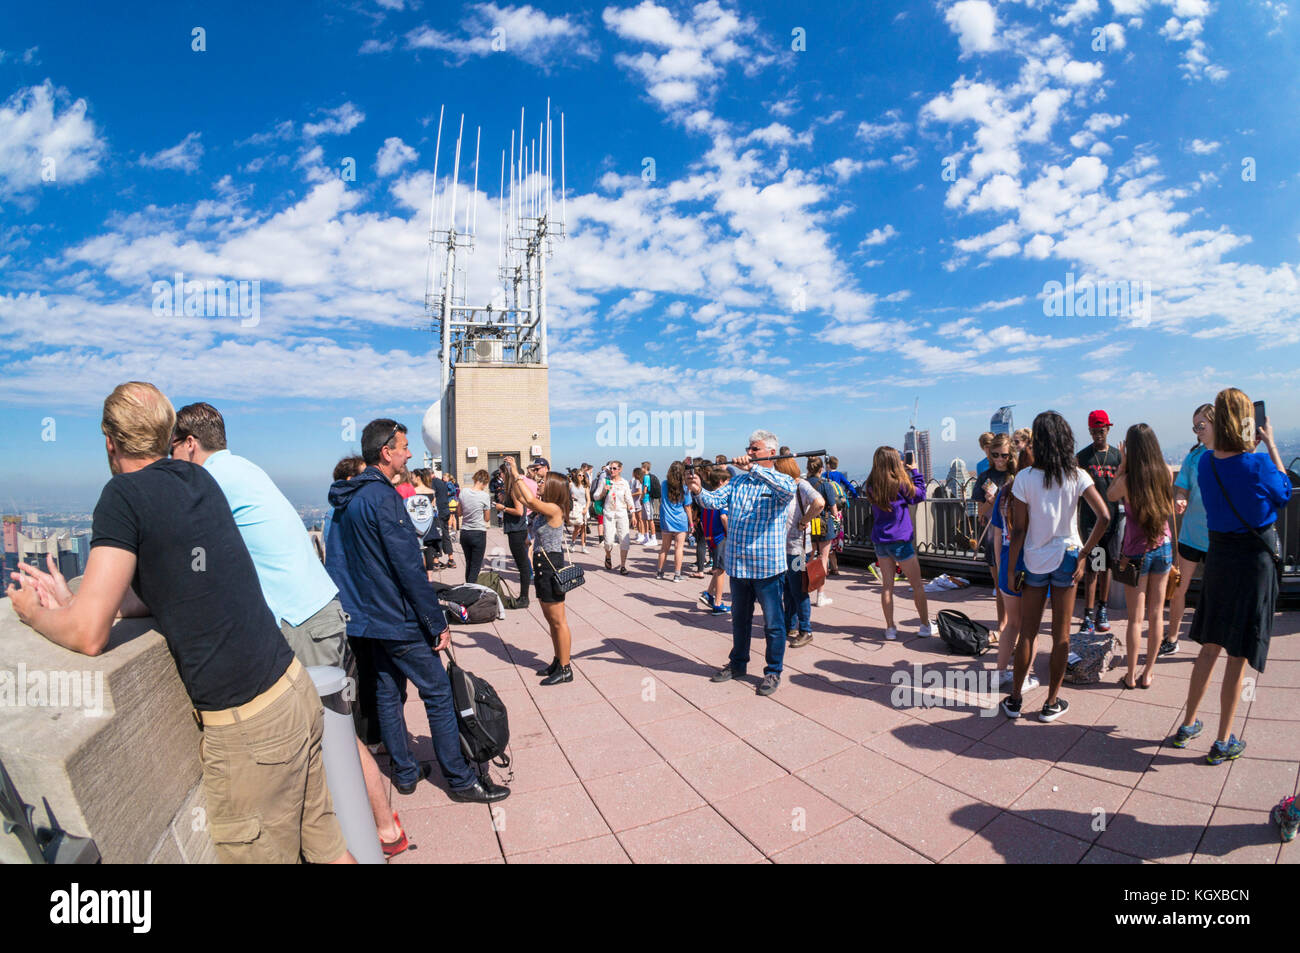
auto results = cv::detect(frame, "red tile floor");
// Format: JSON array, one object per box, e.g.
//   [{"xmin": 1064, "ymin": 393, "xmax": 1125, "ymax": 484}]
[{"xmin": 380, "ymin": 528, "xmax": 1300, "ymax": 864}]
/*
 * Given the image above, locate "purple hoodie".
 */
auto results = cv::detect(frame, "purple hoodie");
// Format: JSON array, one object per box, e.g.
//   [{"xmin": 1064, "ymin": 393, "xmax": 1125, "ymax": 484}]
[{"xmin": 869, "ymin": 468, "xmax": 926, "ymax": 544}]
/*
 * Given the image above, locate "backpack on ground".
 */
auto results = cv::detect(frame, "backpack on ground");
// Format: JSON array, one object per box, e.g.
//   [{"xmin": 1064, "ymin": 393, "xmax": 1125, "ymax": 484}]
[
  {"xmin": 936, "ymin": 609, "xmax": 990, "ymax": 657},
  {"xmin": 445, "ymin": 646, "xmax": 511, "ymax": 774},
  {"xmin": 440, "ymin": 583, "xmax": 505, "ymax": 623},
  {"xmin": 476, "ymin": 570, "xmax": 523, "ymax": 610}
]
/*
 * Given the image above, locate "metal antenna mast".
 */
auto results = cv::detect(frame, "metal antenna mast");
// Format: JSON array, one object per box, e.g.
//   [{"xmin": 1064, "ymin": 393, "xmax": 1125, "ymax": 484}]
[{"xmin": 416, "ymin": 102, "xmax": 568, "ymax": 470}]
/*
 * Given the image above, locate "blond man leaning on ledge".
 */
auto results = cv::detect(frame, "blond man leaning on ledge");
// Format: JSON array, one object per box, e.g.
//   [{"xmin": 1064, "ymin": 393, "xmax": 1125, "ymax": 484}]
[{"xmin": 6, "ymin": 381, "xmax": 354, "ymax": 864}]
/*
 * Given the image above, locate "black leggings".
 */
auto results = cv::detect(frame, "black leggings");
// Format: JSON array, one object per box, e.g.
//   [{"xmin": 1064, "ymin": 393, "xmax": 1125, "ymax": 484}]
[
  {"xmin": 460, "ymin": 529, "xmax": 487, "ymax": 584},
  {"xmin": 506, "ymin": 529, "xmax": 532, "ymax": 599}
]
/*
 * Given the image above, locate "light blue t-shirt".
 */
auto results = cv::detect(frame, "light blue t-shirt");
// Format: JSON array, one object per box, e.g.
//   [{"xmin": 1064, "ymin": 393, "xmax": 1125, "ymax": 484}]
[
  {"xmin": 203, "ymin": 450, "xmax": 338, "ymax": 627},
  {"xmin": 1174, "ymin": 444, "xmax": 1209, "ymax": 552}
]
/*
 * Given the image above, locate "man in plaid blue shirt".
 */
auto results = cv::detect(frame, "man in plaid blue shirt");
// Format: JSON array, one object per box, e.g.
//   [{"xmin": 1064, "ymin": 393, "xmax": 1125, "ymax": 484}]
[{"xmin": 688, "ymin": 430, "xmax": 796, "ymax": 697}]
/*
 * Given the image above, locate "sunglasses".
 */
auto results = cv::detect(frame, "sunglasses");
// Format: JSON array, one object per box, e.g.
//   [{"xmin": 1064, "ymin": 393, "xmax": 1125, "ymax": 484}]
[{"xmin": 990, "ymin": 452, "xmax": 1009, "ymax": 459}]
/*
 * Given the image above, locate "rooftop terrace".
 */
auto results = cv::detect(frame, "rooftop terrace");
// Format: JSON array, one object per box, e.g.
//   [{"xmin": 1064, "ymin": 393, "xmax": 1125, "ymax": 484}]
[{"xmin": 383, "ymin": 527, "xmax": 1300, "ymax": 864}]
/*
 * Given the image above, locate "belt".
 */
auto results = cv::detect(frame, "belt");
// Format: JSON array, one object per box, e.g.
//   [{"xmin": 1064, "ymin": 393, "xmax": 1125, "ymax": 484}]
[{"xmin": 194, "ymin": 658, "xmax": 302, "ymax": 728}]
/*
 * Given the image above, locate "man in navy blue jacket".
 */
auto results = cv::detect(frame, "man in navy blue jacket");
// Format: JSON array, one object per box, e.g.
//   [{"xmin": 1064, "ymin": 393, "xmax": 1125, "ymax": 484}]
[{"xmin": 326, "ymin": 419, "xmax": 508, "ymax": 804}]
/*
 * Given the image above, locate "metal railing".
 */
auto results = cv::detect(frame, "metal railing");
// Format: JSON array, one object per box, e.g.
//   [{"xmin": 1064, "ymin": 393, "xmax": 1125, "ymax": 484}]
[{"xmin": 840, "ymin": 478, "xmax": 1300, "ymax": 580}]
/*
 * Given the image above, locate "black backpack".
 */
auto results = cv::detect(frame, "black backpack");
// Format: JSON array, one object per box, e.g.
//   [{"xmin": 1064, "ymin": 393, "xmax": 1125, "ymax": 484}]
[
  {"xmin": 936, "ymin": 609, "xmax": 990, "ymax": 657},
  {"xmin": 445, "ymin": 648, "xmax": 511, "ymax": 772},
  {"xmin": 648, "ymin": 473, "xmax": 662, "ymax": 500},
  {"xmin": 440, "ymin": 583, "xmax": 504, "ymax": 623}
]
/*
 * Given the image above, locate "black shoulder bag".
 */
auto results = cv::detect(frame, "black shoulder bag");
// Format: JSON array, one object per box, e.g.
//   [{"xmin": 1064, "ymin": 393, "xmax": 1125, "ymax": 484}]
[{"xmin": 1209, "ymin": 457, "xmax": 1284, "ymax": 586}]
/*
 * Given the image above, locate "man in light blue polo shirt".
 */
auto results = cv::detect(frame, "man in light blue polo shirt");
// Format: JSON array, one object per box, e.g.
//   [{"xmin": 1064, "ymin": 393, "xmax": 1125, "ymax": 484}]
[{"xmin": 171, "ymin": 402, "xmax": 408, "ymax": 858}]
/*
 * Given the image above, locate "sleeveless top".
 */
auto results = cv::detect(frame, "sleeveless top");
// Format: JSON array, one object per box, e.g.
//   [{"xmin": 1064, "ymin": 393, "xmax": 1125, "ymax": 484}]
[{"xmin": 533, "ymin": 517, "xmax": 565, "ymax": 553}]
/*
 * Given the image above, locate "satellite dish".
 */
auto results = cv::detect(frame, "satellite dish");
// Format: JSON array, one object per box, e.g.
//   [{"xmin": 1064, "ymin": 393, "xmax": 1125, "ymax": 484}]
[{"xmin": 421, "ymin": 399, "xmax": 441, "ymax": 457}]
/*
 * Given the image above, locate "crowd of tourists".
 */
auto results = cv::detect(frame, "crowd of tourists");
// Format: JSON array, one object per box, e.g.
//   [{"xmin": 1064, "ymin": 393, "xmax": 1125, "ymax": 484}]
[{"xmin": 6, "ymin": 383, "xmax": 1297, "ymax": 862}]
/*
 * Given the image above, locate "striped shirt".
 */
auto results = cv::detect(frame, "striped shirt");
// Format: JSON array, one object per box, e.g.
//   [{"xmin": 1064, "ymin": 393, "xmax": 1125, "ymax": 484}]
[{"xmin": 696, "ymin": 466, "xmax": 796, "ymax": 579}]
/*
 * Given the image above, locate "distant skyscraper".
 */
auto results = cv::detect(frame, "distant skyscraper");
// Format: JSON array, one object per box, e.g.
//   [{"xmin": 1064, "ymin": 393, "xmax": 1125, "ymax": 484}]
[
  {"xmin": 2, "ymin": 515, "xmax": 20, "ymax": 553},
  {"xmin": 946, "ymin": 457, "xmax": 970, "ymax": 497},
  {"xmin": 904, "ymin": 427, "xmax": 933, "ymax": 483},
  {"xmin": 991, "ymin": 406, "xmax": 1014, "ymax": 436}
]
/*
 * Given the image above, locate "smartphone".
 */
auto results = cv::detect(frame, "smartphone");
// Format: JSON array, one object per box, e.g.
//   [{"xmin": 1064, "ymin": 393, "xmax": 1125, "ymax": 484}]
[
  {"xmin": 1254, "ymin": 400, "xmax": 1267, "ymax": 434},
  {"xmin": 1013, "ymin": 570, "xmax": 1026, "ymax": 593},
  {"xmin": 904, "ymin": 450, "xmax": 915, "ymax": 467}
]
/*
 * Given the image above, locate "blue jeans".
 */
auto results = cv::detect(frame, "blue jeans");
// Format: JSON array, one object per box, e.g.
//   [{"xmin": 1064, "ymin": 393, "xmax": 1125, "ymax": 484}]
[
  {"xmin": 1023, "ymin": 547, "xmax": 1080, "ymax": 589},
  {"xmin": 368, "ymin": 633, "xmax": 477, "ymax": 790},
  {"xmin": 729, "ymin": 574, "xmax": 788, "ymax": 677},
  {"xmin": 1138, "ymin": 541, "xmax": 1173, "ymax": 576},
  {"xmin": 783, "ymin": 553, "xmax": 812, "ymax": 635}
]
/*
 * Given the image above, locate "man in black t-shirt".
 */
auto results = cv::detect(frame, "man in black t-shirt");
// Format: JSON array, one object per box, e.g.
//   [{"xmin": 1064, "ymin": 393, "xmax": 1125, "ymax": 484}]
[
  {"xmin": 7, "ymin": 382, "xmax": 352, "ymax": 864},
  {"xmin": 1077, "ymin": 409, "xmax": 1123, "ymax": 635}
]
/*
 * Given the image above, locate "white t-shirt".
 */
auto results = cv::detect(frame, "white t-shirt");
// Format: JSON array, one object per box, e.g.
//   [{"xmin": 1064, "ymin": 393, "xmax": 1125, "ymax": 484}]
[{"xmin": 1011, "ymin": 467, "xmax": 1095, "ymax": 573}]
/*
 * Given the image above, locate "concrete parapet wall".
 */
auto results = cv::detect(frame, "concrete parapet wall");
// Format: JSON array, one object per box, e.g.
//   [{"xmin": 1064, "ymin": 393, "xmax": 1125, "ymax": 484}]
[{"xmin": 0, "ymin": 597, "xmax": 214, "ymax": 864}]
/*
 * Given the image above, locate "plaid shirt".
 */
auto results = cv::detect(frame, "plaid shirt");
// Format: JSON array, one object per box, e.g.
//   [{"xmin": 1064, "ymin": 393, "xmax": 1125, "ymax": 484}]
[{"xmin": 696, "ymin": 466, "xmax": 795, "ymax": 579}]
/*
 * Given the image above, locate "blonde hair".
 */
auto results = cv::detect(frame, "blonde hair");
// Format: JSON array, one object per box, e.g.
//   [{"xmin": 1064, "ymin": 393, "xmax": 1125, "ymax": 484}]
[
  {"xmin": 102, "ymin": 382, "xmax": 175, "ymax": 458},
  {"xmin": 1212, "ymin": 388, "xmax": 1253, "ymax": 454},
  {"xmin": 1013, "ymin": 427, "xmax": 1031, "ymax": 446}
]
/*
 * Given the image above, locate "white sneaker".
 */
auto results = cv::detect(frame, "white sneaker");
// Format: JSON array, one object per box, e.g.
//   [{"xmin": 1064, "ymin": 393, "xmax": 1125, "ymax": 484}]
[
  {"xmin": 885, "ymin": 627, "xmax": 898, "ymax": 641},
  {"xmin": 918, "ymin": 622, "xmax": 935, "ymax": 637},
  {"xmin": 1023, "ymin": 674, "xmax": 1041, "ymax": 690},
  {"xmin": 1000, "ymin": 670, "xmax": 1040, "ymax": 690},
  {"xmin": 817, "ymin": 595, "xmax": 833, "ymax": 607}
]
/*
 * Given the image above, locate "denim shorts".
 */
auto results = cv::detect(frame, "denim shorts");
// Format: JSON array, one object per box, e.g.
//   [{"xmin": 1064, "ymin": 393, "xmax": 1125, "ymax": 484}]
[
  {"xmin": 876, "ymin": 539, "xmax": 916, "ymax": 562},
  {"xmin": 1137, "ymin": 541, "xmax": 1173, "ymax": 576},
  {"xmin": 1023, "ymin": 547, "xmax": 1080, "ymax": 588}
]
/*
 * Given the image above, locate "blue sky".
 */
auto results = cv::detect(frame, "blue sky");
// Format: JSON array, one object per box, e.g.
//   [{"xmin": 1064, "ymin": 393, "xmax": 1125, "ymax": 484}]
[{"xmin": 2, "ymin": 0, "xmax": 1299, "ymax": 509}]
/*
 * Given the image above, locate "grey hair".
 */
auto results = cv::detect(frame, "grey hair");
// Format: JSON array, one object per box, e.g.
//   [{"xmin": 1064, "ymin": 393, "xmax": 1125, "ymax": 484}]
[{"xmin": 748, "ymin": 429, "xmax": 779, "ymax": 452}]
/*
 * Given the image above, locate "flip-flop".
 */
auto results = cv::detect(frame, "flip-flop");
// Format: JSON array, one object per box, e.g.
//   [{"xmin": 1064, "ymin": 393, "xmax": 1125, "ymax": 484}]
[
  {"xmin": 1139, "ymin": 674, "xmax": 1154, "ymax": 689},
  {"xmin": 381, "ymin": 812, "xmax": 409, "ymax": 859},
  {"xmin": 1120, "ymin": 676, "xmax": 1137, "ymax": 690}
]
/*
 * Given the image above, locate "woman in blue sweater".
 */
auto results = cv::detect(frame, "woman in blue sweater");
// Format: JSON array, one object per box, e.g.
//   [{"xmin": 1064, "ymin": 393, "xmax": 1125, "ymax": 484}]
[
  {"xmin": 866, "ymin": 447, "xmax": 933, "ymax": 640},
  {"xmin": 1172, "ymin": 388, "xmax": 1291, "ymax": 764}
]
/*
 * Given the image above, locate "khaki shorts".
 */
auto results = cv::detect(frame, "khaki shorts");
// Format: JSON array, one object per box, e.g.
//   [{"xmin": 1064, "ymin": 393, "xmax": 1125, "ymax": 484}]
[
  {"xmin": 200, "ymin": 663, "xmax": 348, "ymax": 864},
  {"xmin": 280, "ymin": 598, "xmax": 350, "ymax": 670}
]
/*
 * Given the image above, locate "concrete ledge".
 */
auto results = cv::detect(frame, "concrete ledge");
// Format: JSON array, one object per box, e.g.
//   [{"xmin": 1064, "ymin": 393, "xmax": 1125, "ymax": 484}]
[{"xmin": 0, "ymin": 598, "xmax": 214, "ymax": 863}]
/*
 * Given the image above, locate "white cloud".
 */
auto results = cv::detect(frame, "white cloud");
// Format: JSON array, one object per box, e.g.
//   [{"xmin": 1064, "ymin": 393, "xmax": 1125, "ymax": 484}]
[
  {"xmin": 1053, "ymin": 0, "xmax": 1100, "ymax": 26},
  {"xmin": 855, "ymin": 109, "xmax": 910, "ymax": 147},
  {"xmin": 376, "ymin": 136, "xmax": 418, "ymax": 176},
  {"xmin": 0, "ymin": 81, "xmax": 106, "ymax": 202},
  {"xmin": 861, "ymin": 225, "xmax": 898, "ymax": 247},
  {"xmin": 138, "ymin": 132, "xmax": 204, "ymax": 173},
  {"xmin": 302, "ymin": 103, "xmax": 366, "ymax": 138},
  {"xmin": 828, "ymin": 157, "xmax": 866, "ymax": 181},
  {"xmin": 945, "ymin": 0, "xmax": 1000, "ymax": 53},
  {"xmin": 403, "ymin": 3, "xmax": 591, "ymax": 67},
  {"xmin": 604, "ymin": 1, "xmax": 766, "ymax": 110},
  {"xmin": 1186, "ymin": 137, "xmax": 1221, "ymax": 154}
]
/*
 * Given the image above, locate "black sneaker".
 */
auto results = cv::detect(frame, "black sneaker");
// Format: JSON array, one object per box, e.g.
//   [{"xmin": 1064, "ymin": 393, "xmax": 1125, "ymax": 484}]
[
  {"xmin": 711, "ymin": 665, "xmax": 743, "ymax": 683},
  {"xmin": 1000, "ymin": 695, "xmax": 1022, "ymax": 719},
  {"xmin": 1159, "ymin": 640, "xmax": 1179, "ymax": 656},
  {"xmin": 1039, "ymin": 697, "xmax": 1070, "ymax": 722}
]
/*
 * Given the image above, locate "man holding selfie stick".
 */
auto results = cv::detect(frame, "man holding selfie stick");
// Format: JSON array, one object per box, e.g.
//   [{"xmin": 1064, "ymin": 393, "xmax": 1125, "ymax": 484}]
[{"xmin": 688, "ymin": 430, "xmax": 796, "ymax": 697}]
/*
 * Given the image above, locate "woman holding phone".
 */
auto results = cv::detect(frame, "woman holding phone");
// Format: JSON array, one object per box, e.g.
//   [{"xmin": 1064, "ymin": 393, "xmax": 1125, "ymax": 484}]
[
  {"xmin": 507, "ymin": 460, "xmax": 576, "ymax": 686},
  {"xmin": 1003, "ymin": 411, "xmax": 1111, "ymax": 722},
  {"xmin": 1172, "ymin": 389, "xmax": 1290, "ymax": 764}
]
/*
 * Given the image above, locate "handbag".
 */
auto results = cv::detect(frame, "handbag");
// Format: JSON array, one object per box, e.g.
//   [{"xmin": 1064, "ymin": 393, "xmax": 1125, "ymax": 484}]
[
  {"xmin": 1209, "ymin": 457, "xmax": 1284, "ymax": 586},
  {"xmin": 538, "ymin": 548, "xmax": 586, "ymax": 593},
  {"xmin": 1164, "ymin": 514, "xmax": 1182, "ymax": 602}
]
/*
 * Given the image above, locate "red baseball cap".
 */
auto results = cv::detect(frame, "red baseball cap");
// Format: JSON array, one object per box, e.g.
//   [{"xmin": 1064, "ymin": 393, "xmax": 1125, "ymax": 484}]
[{"xmin": 1087, "ymin": 410, "xmax": 1112, "ymax": 429}]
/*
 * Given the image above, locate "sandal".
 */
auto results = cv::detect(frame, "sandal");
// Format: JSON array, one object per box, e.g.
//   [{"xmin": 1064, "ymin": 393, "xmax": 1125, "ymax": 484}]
[
  {"xmin": 987, "ymin": 631, "xmax": 1000, "ymax": 646},
  {"xmin": 619, "ymin": 566, "xmax": 628, "ymax": 576},
  {"xmin": 381, "ymin": 812, "xmax": 409, "ymax": 859},
  {"xmin": 1139, "ymin": 673, "xmax": 1154, "ymax": 690},
  {"xmin": 689, "ymin": 571, "xmax": 705, "ymax": 578},
  {"xmin": 1120, "ymin": 675, "xmax": 1137, "ymax": 690}
]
